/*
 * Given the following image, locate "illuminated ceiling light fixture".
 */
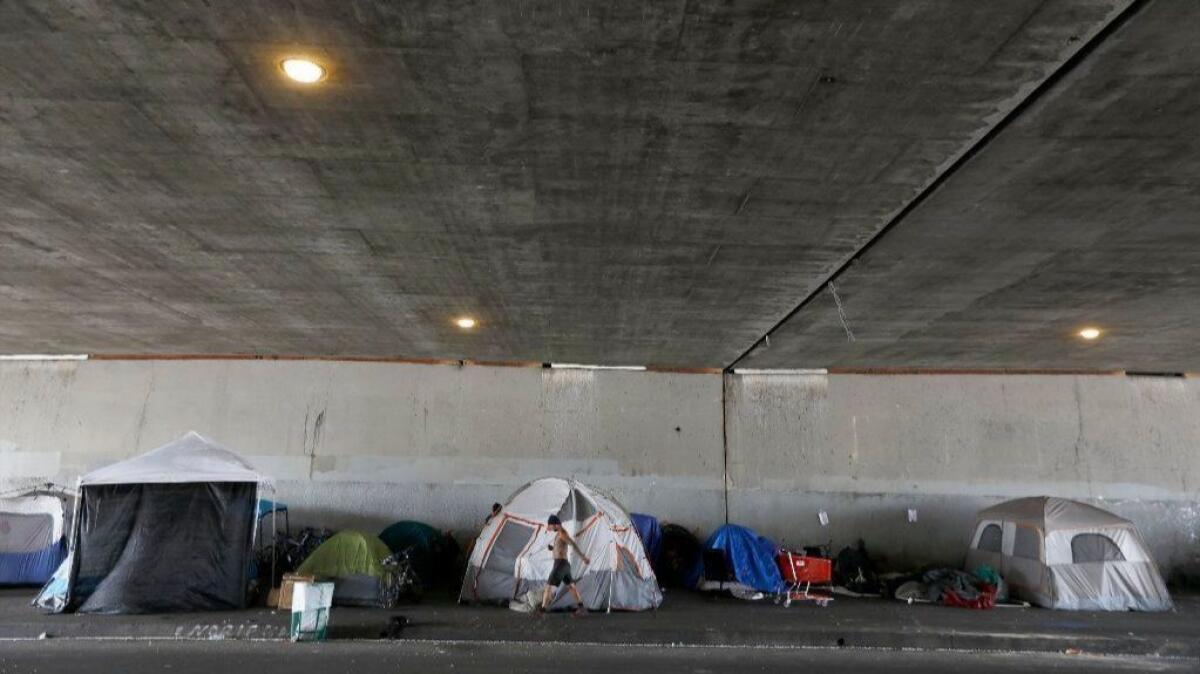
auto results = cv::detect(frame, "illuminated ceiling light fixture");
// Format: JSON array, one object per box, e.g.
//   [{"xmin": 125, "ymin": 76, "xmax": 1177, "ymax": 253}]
[
  {"xmin": 1078, "ymin": 327, "xmax": 1102, "ymax": 340},
  {"xmin": 280, "ymin": 58, "xmax": 327, "ymax": 84},
  {"xmin": 455, "ymin": 317, "xmax": 477, "ymax": 329}
]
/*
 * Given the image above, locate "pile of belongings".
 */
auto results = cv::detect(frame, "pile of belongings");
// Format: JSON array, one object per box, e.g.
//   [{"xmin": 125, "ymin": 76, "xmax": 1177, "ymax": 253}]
[
  {"xmin": 833, "ymin": 540, "xmax": 881, "ymax": 595},
  {"xmin": 282, "ymin": 528, "xmax": 335, "ymax": 572},
  {"xmin": 892, "ymin": 565, "xmax": 1004, "ymax": 609}
]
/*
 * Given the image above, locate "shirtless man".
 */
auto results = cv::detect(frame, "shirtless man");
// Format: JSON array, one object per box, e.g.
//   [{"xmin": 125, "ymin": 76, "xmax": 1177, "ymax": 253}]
[{"xmin": 541, "ymin": 515, "xmax": 590, "ymax": 615}]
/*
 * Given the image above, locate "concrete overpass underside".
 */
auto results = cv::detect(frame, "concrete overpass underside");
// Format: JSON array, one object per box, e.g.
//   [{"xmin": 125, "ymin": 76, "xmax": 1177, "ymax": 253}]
[{"xmin": 3, "ymin": 1, "xmax": 1195, "ymax": 372}]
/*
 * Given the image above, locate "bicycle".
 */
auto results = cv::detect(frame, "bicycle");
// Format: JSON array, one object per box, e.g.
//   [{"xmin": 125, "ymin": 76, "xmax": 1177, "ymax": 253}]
[{"xmin": 380, "ymin": 547, "xmax": 423, "ymax": 608}]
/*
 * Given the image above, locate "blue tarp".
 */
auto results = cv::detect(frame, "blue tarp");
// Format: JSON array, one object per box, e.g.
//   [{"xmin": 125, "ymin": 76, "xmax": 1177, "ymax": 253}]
[
  {"xmin": 1, "ymin": 495, "xmax": 67, "ymax": 586},
  {"xmin": 701, "ymin": 524, "xmax": 783, "ymax": 593},
  {"xmin": 630, "ymin": 513, "xmax": 662, "ymax": 566},
  {"xmin": 257, "ymin": 499, "xmax": 288, "ymax": 518},
  {"xmin": 0, "ymin": 540, "xmax": 66, "ymax": 586}
]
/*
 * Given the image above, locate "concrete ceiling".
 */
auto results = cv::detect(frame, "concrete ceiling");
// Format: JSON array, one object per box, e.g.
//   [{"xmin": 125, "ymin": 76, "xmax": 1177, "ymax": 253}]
[
  {"xmin": 739, "ymin": 0, "xmax": 1200, "ymax": 371},
  {"xmin": 6, "ymin": 0, "xmax": 1191, "ymax": 370}
]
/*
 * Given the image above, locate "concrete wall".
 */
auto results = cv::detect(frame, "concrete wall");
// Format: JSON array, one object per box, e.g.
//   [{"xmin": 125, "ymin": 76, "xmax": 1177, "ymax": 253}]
[
  {"xmin": 0, "ymin": 360, "xmax": 726, "ymax": 537},
  {"xmin": 3, "ymin": 361, "xmax": 1197, "ymax": 580},
  {"xmin": 726, "ymin": 373, "xmax": 1200, "ymax": 578}
]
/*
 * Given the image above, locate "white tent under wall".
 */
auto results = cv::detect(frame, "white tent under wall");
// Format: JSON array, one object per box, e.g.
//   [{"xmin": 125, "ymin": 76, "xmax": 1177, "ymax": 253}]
[
  {"xmin": 460, "ymin": 477, "xmax": 662, "ymax": 612},
  {"xmin": 965, "ymin": 496, "xmax": 1171, "ymax": 611}
]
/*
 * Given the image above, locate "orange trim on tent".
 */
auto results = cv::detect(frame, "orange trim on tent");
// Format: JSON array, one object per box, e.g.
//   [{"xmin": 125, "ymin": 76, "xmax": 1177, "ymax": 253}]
[
  {"xmin": 616, "ymin": 545, "xmax": 644, "ymax": 579},
  {"xmin": 577, "ymin": 512, "xmax": 605, "ymax": 536},
  {"xmin": 503, "ymin": 513, "xmax": 546, "ymax": 528}
]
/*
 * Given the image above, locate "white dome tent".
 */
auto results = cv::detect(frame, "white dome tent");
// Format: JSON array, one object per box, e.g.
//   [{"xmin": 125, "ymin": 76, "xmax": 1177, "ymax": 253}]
[
  {"xmin": 965, "ymin": 496, "xmax": 1171, "ymax": 611},
  {"xmin": 460, "ymin": 477, "xmax": 662, "ymax": 612}
]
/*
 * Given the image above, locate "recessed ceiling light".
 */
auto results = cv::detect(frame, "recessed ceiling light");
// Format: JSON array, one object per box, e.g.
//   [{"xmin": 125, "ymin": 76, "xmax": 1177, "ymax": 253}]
[
  {"xmin": 280, "ymin": 58, "xmax": 326, "ymax": 84},
  {"xmin": 455, "ymin": 317, "xmax": 477, "ymax": 329},
  {"xmin": 1078, "ymin": 327, "xmax": 1101, "ymax": 340}
]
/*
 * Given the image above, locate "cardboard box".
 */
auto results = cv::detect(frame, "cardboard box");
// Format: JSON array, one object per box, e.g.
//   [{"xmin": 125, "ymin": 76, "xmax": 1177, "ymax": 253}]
[{"xmin": 277, "ymin": 573, "xmax": 315, "ymax": 609}]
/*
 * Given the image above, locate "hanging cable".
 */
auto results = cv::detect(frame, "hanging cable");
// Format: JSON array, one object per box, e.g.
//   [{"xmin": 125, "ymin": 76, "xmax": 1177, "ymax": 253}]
[{"xmin": 828, "ymin": 281, "xmax": 856, "ymax": 343}]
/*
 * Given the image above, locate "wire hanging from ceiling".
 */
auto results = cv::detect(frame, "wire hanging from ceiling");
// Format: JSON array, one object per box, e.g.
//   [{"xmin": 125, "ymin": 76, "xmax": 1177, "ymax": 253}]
[{"xmin": 827, "ymin": 282, "xmax": 856, "ymax": 343}]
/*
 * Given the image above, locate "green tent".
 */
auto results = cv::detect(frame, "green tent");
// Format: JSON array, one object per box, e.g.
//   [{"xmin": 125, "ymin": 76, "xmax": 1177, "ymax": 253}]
[
  {"xmin": 379, "ymin": 521, "xmax": 445, "ymax": 588},
  {"xmin": 297, "ymin": 531, "xmax": 390, "ymax": 580},
  {"xmin": 379, "ymin": 520, "xmax": 441, "ymax": 556}
]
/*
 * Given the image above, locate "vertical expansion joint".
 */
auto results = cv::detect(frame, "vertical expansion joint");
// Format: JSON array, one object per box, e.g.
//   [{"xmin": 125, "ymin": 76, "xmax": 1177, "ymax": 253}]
[{"xmin": 721, "ymin": 373, "xmax": 731, "ymax": 525}]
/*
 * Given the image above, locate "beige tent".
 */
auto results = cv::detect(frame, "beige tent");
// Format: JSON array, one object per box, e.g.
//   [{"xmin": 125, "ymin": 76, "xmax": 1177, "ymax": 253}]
[{"xmin": 965, "ymin": 497, "xmax": 1171, "ymax": 611}]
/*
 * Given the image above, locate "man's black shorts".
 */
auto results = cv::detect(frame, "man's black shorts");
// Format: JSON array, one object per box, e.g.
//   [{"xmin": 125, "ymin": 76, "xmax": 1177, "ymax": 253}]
[{"xmin": 547, "ymin": 559, "xmax": 573, "ymax": 586}]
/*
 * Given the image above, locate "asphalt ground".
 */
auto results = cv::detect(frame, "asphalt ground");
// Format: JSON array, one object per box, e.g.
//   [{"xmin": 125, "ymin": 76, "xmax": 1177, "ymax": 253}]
[
  {"xmin": 0, "ymin": 639, "xmax": 1195, "ymax": 674},
  {"xmin": 2, "ymin": 587, "xmax": 1196, "ymax": 659}
]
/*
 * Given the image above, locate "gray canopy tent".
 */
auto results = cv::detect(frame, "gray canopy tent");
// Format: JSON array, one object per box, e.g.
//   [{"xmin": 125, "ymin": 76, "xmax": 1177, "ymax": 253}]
[{"xmin": 46, "ymin": 432, "xmax": 269, "ymax": 614}]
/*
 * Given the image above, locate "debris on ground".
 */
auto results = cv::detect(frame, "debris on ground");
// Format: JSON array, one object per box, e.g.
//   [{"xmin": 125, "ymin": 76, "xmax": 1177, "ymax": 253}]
[{"xmin": 888, "ymin": 567, "xmax": 999, "ymax": 609}]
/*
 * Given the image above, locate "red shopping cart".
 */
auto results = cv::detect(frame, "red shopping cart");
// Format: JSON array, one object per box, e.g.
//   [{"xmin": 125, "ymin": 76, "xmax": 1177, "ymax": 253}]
[{"xmin": 775, "ymin": 550, "xmax": 834, "ymax": 607}]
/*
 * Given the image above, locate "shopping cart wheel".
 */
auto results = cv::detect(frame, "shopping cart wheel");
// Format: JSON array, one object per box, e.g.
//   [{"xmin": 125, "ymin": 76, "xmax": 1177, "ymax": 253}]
[{"xmin": 783, "ymin": 597, "xmax": 792, "ymax": 608}]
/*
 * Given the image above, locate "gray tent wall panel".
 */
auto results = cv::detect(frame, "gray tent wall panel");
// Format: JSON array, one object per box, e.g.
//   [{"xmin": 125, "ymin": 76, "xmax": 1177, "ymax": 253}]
[
  {"xmin": 462, "ymin": 564, "xmax": 659, "ymax": 612},
  {"xmin": 462, "ymin": 561, "xmax": 613, "ymax": 609},
  {"xmin": 68, "ymin": 482, "xmax": 256, "ymax": 614},
  {"xmin": 1049, "ymin": 561, "xmax": 1172, "ymax": 612}
]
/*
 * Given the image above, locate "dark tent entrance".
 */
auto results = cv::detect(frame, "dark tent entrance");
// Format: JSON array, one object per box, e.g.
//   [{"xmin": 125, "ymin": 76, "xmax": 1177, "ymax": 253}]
[
  {"xmin": 69, "ymin": 482, "xmax": 257, "ymax": 613},
  {"xmin": 659, "ymin": 524, "xmax": 703, "ymax": 589}
]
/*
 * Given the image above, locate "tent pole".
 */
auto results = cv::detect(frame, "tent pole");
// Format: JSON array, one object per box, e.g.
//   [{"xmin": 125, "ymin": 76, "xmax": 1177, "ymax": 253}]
[
  {"xmin": 63, "ymin": 478, "xmax": 84, "ymax": 610},
  {"xmin": 271, "ymin": 502, "xmax": 277, "ymax": 594},
  {"xmin": 570, "ymin": 484, "xmax": 576, "ymax": 611},
  {"xmin": 606, "ymin": 539, "xmax": 614, "ymax": 614}
]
